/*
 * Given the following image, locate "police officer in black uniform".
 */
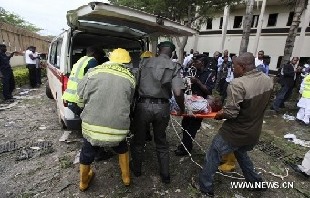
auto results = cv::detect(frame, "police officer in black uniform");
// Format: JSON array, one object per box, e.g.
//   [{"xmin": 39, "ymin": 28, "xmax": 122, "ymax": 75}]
[
  {"xmin": 0, "ymin": 44, "xmax": 16, "ymax": 103},
  {"xmin": 175, "ymin": 54, "xmax": 217, "ymax": 156},
  {"xmin": 130, "ymin": 41, "xmax": 185, "ymax": 184}
]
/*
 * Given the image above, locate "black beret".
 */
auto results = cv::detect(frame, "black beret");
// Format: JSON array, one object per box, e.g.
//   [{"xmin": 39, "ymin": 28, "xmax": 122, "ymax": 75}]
[{"xmin": 157, "ymin": 41, "xmax": 176, "ymax": 51}]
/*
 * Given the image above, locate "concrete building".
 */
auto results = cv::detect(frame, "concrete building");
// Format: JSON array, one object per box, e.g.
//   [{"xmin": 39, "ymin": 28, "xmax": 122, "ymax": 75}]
[{"xmin": 183, "ymin": 0, "xmax": 310, "ymax": 73}]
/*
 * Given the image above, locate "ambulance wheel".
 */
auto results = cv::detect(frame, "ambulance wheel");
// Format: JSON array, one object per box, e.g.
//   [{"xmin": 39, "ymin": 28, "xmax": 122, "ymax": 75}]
[{"xmin": 46, "ymin": 83, "xmax": 54, "ymax": 99}]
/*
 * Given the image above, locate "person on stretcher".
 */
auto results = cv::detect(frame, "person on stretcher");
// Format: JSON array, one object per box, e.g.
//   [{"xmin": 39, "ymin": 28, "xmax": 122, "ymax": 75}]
[{"xmin": 170, "ymin": 95, "xmax": 222, "ymax": 115}]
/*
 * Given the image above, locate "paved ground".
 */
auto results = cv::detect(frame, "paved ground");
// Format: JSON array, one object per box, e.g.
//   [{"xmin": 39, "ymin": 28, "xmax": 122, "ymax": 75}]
[{"xmin": 0, "ymin": 84, "xmax": 309, "ymax": 198}]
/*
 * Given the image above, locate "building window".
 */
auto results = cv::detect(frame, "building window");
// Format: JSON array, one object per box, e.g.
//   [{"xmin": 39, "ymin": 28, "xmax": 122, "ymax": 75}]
[
  {"xmin": 219, "ymin": 17, "xmax": 223, "ymax": 29},
  {"xmin": 233, "ymin": 16, "xmax": 243, "ymax": 28},
  {"xmin": 251, "ymin": 15, "xmax": 259, "ymax": 28},
  {"xmin": 267, "ymin": 13, "xmax": 278, "ymax": 27},
  {"xmin": 287, "ymin": 12, "xmax": 294, "ymax": 26},
  {"xmin": 206, "ymin": 18, "xmax": 213, "ymax": 30}
]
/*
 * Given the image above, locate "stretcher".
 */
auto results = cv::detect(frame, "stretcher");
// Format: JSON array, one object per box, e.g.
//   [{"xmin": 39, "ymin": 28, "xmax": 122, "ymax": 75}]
[{"xmin": 170, "ymin": 111, "xmax": 217, "ymax": 118}]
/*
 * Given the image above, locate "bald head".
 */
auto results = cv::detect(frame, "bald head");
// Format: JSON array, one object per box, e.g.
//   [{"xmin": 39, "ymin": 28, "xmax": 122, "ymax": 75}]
[{"xmin": 233, "ymin": 52, "xmax": 255, "ymax": 71}]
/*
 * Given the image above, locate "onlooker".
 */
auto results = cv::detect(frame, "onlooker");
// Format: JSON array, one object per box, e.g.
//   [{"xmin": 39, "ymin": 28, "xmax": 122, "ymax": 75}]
[
  {"xmin": 25, "ymin": 46, "xmax": 38, "ymax": 88},
  {"xmin": 255, "ymin": 50, "xmax": 264, "ymax": 67},
  {"xmin": 183, "ymin": 49, "xmax": 194, "ymax": 67},
  {"xmin": 0, "ymin": 44, "xmax": 16, "ymax": 102},
  {"xmin": 172, "ymin": 51, "xmax": 178, "ymax": 62},
  {"xmin": 271, "ymin": 57, "xmax": 300, "ymax": 112},
  {"xmin": 197, "ymin": 52, "xmax": 273, "ymax": 196},
  {"xmin": 256, "ymin": 55, "xmax": 270, "ymax": 75},
  {"xmin": 34, "ymin": 50, "xmax": 42, "ymax": 86},
  {"xmin": 217, "ymin": 49, "xmax": 232, "ymax": 66},
  {"xmin": 206, "ymin": 51, "xmax": 220, "ymax": 80},
  {"xmin": 217, "ymin": 56, "xmax": 233, "ymax": 104}
]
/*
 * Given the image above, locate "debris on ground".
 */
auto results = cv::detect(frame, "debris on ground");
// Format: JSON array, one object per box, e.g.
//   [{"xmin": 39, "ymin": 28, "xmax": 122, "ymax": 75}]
[
  {"xmin": 201, "ymin": 122, "xmax": 214, "ymax": 130},
  {"xmin": 282, "ymin": 113, "xmax": 296, "ymax": 121},
  {"xmin": 59, "ymin": 131, "xmax": 71, "ymax": 142},
  {"xmin": 0, "ymin": 141, "xmax": 19, "ymax": 154},
  {"xmin": 73, "ymin": 150, "xmax": 80, "ymax": 164},
  {"xmin": 4, "ymin": 121, "xmax": 15, "ymax": 127},
  {"xmin": 15, "ymin": 141, "xmax": 54, "ymax": 161},
  {"xmin": 38, "ymin": 125, "xmax": 46, "ymax": 130},
  {"xmin": 297, "ymin": 150, "xmax": 310, "ymax": 176},
  {"xmin": 0, "ymin": 101, "xmax": 18, "ymax": 111},
  {"xmin": 284, "ymin": 134, "xmax": 310, "ymax": 148}
]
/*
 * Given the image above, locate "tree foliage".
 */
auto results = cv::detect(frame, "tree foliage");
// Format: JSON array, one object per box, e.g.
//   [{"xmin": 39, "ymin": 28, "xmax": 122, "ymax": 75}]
[
  {"xmin": 110, "ymin": 0, "xmax": 240, "ymax": 28},
  {"xmin": 0, "ymin": 7, "xmax": 42, "ymax": 33}
]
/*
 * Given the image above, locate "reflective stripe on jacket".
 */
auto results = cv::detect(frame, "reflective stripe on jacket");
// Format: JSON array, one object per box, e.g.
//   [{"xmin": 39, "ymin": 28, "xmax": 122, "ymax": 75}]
[
  {"xmin": 62, "ymin": 56, "xmax": 94, "ymax": 103},
  {"xmin": 302, "ymin": 75, "xmax": 310, "ymax": 99},
  {"xmin": 77, "ymin": 62, "xmax": 136, "ymax": 147}
]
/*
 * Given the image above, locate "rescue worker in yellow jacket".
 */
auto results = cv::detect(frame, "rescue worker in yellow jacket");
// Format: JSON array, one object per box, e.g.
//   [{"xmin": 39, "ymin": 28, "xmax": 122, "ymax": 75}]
[
  {"xmin": 62, "ymin": 46, "xmax": 105, "ymax": 115},
  {"xmin": 77, "ymin": 48, "xmax": 135, "ymax": 191}
]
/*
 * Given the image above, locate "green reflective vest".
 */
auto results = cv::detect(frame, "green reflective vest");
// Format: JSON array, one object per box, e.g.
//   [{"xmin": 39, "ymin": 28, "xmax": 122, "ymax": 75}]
[
  {"xmin": 302, "ymin": 75, "xmax": 310, "ymax": 99},
  {"xmin": 62, "ymin": 56, "xmax": 94, "ymax": 103}
]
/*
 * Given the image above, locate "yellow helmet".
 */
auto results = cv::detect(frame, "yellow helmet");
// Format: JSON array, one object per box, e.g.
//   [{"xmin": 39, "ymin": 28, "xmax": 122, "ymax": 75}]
[
  {"xmin": 109, "ymin": 48, "xmax": 131, "ymax": 64},
  {"xmin": 140, "ymin": 51, "xmax": 153, "ymax": 58}
]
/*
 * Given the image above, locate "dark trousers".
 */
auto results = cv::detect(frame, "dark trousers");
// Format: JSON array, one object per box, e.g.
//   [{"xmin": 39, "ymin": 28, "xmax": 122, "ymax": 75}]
[
  {"xmin": 130, "ymin": 102, "xmax": 170, "ymax": 177},
  {"xmin": 272, "ymin": 83, "xmax": 293, "ymax": 110},
  {"xmin": 180, "ymin": 117, "xmax": 203, "ymax": 152},
  {"xmin": 220, "ymin": 80, "xmax": 229, "ymax": 104},
  {"xmin": 1, "ymin": 69, "xmax": 15, "ymax": 100},
  {"xmin": 199, "ymin": 134, "xmax": 262, "ymax": 193},
  {"xmin": 27, "ymin": 64, "xmax": 37, "ymax": 88},
  {"xmin": 80, "ymin": 138, "xmax": 128, "ymax": 165},
  {"xmin": 36, "ymin": 68, "xmax": 41, "ymax": 85}
]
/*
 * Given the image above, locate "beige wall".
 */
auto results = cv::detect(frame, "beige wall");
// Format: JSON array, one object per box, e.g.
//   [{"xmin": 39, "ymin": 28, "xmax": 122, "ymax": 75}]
[{"xmin": 182, "ymin": 4, "xmax": 310, "ymax": 71}]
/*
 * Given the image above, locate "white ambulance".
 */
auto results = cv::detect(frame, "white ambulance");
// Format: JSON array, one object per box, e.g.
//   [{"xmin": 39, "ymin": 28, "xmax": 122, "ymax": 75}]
[{"xmin": 45, "ymin": 2, "xmax": 196, "ymax": 129}]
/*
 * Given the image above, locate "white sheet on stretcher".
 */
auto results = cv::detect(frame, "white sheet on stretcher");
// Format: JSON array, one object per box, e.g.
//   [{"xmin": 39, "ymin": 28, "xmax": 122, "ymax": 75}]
[{"xmin": 170, "ymin": 95, "xmax": 211, "ymax": 114}]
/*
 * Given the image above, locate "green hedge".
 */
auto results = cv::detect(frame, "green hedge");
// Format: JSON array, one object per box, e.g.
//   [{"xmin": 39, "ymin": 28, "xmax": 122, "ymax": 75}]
[{"xmin": 13, "ymin": 65, "xmax": 29, "ymax": 87}]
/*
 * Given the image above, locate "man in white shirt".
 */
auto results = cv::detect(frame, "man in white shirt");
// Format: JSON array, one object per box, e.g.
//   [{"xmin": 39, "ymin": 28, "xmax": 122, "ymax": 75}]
[
  {"xmin": 255, "ymin": 50, "xmax": 264, "ymax": 67},
  {"xmin": 217, "ymin": 50, "xmax": 232, "ymax": 67},
  {"xmin": 183, "ymin": 49, "xmax": 194, "ymax": 67},
  {"xmin": 25, "ymin": 46, "xmax": 38, "ymax": 88}
]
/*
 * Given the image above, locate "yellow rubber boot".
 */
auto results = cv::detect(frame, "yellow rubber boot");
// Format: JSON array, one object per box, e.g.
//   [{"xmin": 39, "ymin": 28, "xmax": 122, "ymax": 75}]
[
  {"xmin": 119, "ymin": 152, "xmax": 130, "ymax": 186},
  {"xmin": 218, "ymin": 153, "xmax": 236, "ymax": 172},
  {"xmin": 79, "ymin": 164, "xmax": 94, "ymax": 191}
]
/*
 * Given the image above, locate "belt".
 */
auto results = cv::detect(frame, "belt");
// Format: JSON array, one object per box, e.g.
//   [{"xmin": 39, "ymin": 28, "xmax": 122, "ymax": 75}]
[{"xmin": 138, "ymin": 97, "xmax": 169, "ymax": 104}]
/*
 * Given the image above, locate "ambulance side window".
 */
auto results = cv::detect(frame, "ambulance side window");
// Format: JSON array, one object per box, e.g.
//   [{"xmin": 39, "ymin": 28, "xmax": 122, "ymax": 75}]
[
  {"xmin": 48, "ymin": 39, "xmax": 63, "ymax": 68},
  {"xmin": 49, "ymin": 42, "xmax": 57, "ymax": 66},
  {"xmin": 56, "ymin": 39, "xmax": 63, "ymax": 68}
]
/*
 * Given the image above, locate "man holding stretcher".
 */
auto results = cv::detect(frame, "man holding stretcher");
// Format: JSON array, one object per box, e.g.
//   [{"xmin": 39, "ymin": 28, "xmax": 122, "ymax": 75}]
[{"xmin": 197, "ymin": 52, "xmax": 274, "ymax": 197}]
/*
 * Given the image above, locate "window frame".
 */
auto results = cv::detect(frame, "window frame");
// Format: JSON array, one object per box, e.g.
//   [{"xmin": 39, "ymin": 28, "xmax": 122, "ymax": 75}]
[
  {"xmin": 267, "ymin": 13, "xmax": 278, "ymax": 27},
  {"xmin": 233, "ymin": 16, "xmax": 243, "ymax": 29}
]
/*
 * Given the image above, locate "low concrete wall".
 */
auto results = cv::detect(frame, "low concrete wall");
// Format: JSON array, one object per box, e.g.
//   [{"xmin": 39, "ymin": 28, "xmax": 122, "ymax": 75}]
[{"xmin": 10, "ymin": 56, "xmax": 26, "ymax": 67}]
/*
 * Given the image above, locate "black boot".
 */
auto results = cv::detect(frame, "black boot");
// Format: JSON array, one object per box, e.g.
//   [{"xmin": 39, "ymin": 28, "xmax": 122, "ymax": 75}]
[{"xmin": 157, "ymin": 152, "xmax": 170, "ymax": 184}]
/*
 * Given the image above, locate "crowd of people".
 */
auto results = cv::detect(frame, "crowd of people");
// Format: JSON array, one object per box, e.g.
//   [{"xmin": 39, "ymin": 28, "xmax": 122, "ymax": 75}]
[
  {"xmin": 61, "ymin": 41, "xmax": 292, "ymax": 197},
  {"xmin": 0, "ymin": 44, "xmax": 44, "ymax": 103}
]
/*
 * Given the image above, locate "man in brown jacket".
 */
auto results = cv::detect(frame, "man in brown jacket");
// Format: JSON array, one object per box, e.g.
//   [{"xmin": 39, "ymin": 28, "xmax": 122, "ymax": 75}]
[{"xmin": 197, "ymin": 52, "xmax": 273, "ymax": 197}]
